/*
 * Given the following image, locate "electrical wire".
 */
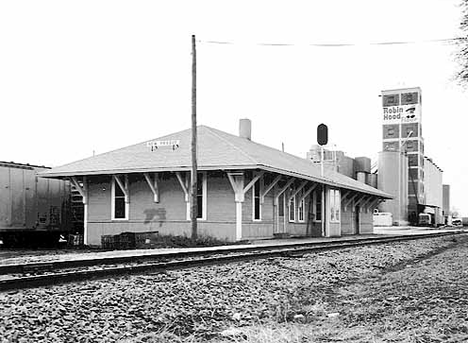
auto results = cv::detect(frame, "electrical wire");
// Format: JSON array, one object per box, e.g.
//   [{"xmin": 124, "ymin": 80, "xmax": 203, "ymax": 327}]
[{"xmin": 200, "ymin": 37, "xmax": 466, "ymax": 47}]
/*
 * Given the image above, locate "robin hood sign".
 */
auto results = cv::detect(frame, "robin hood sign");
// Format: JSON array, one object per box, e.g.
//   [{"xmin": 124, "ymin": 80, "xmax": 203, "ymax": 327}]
[
  {"xmin": 382, "ymin": 90, "xmax": 421, "ymax": 124},
  {"xmin": 383, "ymin": 104, "xmax": 420, "ymax": 124}
]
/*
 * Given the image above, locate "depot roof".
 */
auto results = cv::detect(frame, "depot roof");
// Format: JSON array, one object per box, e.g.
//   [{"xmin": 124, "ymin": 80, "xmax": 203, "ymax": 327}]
[{"xmin": 40, "ymin": 125, "xmax": 392, "ymax": 198}]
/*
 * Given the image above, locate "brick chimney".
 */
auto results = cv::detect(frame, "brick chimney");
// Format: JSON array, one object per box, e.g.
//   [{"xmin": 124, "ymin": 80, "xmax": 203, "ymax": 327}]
[{"xmin": 239, "ymin": 118, "xmax": 251, "ymax": 140}]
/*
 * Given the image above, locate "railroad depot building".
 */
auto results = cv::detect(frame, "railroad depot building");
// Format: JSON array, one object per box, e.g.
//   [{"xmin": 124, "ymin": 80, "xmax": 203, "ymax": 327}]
[{"xmin": 40, "ymin": 120, "xmax": 391, "ymax": 246}]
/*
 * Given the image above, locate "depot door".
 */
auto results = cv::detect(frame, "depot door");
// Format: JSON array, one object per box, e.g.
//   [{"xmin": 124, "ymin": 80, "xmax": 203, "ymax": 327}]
[
  {"xmin": 307, "ymin": 191, "xmax": 323, "ymax": 237},
  {"xmin": 354, "ymin": 206, "xmax": 360, "ymax": 234},
  {"xmin": 275, "ymin": 194, "xmax": 285, "ymax": 234}
]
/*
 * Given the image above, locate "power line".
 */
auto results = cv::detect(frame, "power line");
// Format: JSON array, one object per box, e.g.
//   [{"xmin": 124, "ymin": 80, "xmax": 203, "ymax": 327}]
[{"xmin": 200, "ymin": 37, "xmax": 466, "ymax": 47}]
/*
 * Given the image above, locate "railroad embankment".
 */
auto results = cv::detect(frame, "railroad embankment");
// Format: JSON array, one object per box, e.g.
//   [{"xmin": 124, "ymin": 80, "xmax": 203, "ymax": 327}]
[{"xmin": 1, "ymin": 234, "xmax": 467, "ymax": 342}]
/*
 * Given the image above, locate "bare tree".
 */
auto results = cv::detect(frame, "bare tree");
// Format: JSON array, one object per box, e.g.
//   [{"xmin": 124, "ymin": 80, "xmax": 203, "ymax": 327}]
[{"xmin": 457, "ymin": 2, "xmax": 468, "ymax": 85}]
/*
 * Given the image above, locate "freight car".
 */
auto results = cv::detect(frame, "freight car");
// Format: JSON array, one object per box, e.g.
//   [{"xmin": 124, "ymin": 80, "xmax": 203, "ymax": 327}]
[
  {"xmin": 418, "ymin": 213, "xmax": 432, "ymax": 227},
  {"xmin": 0, "ymin": 161, "xmax": 82, "ymax": 247}
]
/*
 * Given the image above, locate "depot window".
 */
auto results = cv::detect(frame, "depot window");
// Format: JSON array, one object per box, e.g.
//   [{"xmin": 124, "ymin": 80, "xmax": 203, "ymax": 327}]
[
  {"xmin": 289, "ymin": 195, "xmax": 296, "ymax": 222},
  {"xmin": 330, "ymin": 189, "xmax": 340, "ymax": 222},
  {"xmin": 252, "ymin": 179, "xmax": 261, "ymax": 221},
  {"xmin": 314, "ymin": 186, "xmax": 322, "ymax": 221},
  {"xmin": 298, "ymin": 197, "xmax": 305, "ymax": 222},
  {"xmin": 112, "ymin": 177, "xmax": 128, "ymax": 220},
  {"xmin": 196, "ymin": 173, "xmax": 207, "ymax": 220}
]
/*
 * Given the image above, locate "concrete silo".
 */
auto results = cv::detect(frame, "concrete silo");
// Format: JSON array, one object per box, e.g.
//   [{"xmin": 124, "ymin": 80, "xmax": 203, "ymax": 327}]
[{"xmin": 378, "ymin": 151, "xmax": 409, "ymax": 225}]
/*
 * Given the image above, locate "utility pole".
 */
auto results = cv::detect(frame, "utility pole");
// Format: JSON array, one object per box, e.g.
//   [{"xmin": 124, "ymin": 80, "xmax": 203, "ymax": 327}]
[{"xmin": 191, "ymin": 34, "xmax": 198, "ymax": 239}]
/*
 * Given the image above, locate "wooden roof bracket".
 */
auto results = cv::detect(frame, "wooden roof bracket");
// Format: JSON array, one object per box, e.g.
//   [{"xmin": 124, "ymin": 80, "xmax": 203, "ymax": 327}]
[
  {"xmin": 243, "ymin": 171, "xmax": 264, "ymax": 194},
  {"xmin": 298, "ymin": 183, "xmax": 317, "ymax": 203},
  {"xmin": 70, "ymin": 176, "xmax": 87, "ymax": 205},
  {"xmin": 354, "ymin": 194, "xmax": 370, "ymax": 208},
  {"xmin": 288, "ymin": 180, "xmax": 308, "ymax": 202},
  {"xmin": 343, "ymin": 192, "xmax": 359, "ymax": 211},
  {"xmin": 360, "ymin": 196, "xmax": 374, "ymax": 213},
  {"xmin": 261, "ymin": 174, "xmax": 282, "ymax": 204},
  {"xmin": 226, "ymin": 171, "xmax": 264, "ymax": 203},
  {"xmin": 340, "ymin": 190, "xmax": 350, "ymax": 203},
  {"xmin": 175, "ymin": 172, "xmax": 189, "ymax": 202},
  {"xmin": 113, "ymin": 174, "xmax": 129, "ymax": 203},
  {"xmin": 366, "ymin": 198, "xmax": 381, "ymax": 213},
  {"xmin": 144, "ymin": 172, "xmax": 159, "ymax": 203},
  {"xmin": 274, "ymin": 178, "xmax": 295, "ymax": 201}
]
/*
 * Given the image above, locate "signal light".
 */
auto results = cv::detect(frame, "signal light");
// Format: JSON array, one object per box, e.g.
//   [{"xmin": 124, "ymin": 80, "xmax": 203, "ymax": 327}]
[{"xmin": 317, "ymin": 124, "xmax": 328, "ymax": 146}]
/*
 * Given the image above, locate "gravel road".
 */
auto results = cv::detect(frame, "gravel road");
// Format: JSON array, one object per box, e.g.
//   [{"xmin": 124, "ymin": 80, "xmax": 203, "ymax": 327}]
[{"xmin": 1, "ymin": 234, "xmax": 467, "ymax": 342}]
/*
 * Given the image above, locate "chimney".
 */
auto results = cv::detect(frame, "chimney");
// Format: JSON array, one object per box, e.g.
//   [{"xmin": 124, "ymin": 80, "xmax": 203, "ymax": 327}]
[{"xmin": 239, "ymin": 118, "xmax": 251, "ymax": 140}]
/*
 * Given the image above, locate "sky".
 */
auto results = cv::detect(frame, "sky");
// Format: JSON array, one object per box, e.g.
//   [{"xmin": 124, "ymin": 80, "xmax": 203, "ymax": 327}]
[{"xmin": 1, "ymin": 0, "xmax": 467, "ymax": 215}]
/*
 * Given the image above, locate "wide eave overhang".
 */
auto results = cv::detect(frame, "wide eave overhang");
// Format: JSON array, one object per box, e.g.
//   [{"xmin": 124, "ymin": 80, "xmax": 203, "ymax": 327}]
[{"xmin": 40, "ymin": 163, "xmax": 393, "ymax": 199}]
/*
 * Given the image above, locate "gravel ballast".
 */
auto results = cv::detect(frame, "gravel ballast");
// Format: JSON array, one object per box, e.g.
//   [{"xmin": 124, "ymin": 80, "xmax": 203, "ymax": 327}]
[{"xmin": 1, "ymin": 234, "xmax": 467, "ymax": 342}]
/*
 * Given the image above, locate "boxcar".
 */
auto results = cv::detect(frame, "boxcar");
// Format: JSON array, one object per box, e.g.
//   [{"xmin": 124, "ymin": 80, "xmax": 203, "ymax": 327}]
[{"xmin": 0, "ymin": 161, "xmax": 78, "ymax": 247}]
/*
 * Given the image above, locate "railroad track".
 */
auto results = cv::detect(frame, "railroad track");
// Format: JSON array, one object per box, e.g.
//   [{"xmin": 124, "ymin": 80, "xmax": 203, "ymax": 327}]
[{"xmin": 0, "ymin": 230, "xmax": 466, "ymax": 291}]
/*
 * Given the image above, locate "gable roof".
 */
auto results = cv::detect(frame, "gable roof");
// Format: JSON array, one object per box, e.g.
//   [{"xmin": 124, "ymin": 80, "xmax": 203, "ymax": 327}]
[{"xmin": 40, "ymin": 125, "xmax": 391, "ymax": 198}]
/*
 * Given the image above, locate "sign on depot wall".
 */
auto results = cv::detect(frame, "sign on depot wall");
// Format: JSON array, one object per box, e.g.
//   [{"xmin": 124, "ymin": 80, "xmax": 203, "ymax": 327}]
[{"xmin": 146, "ymin": 140, "xmax": 180, "ymax": 151}]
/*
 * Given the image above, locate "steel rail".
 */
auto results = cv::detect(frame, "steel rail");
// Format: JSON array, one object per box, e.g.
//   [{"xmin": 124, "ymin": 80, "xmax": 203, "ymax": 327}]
[
  {"xmin": 0, "ymin": 230, "xmax": 466, "ymax": 291},
  {"xmin": 0, "ymin": 230, "xmax": 465, "ymax": 276}
]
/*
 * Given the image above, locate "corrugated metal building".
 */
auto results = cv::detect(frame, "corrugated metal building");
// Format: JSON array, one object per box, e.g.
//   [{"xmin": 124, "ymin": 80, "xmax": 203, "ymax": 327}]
[
  {"xmin": 41, "ymin": 120, "xmax": 391, "ymax": 246},
  {"xmin": 423, "ymin": 157, "xmax": 444, "ymax": 225}
]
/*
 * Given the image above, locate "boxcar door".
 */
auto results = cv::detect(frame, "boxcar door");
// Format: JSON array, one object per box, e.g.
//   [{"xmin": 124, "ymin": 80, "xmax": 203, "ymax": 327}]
[
  {"xmin": 10, "ymin": 168, "xmax": 26, "ymax": 229},
  {"xmin": 0, "ymin": 167, "xmax": 11, "ymax": 229}
]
